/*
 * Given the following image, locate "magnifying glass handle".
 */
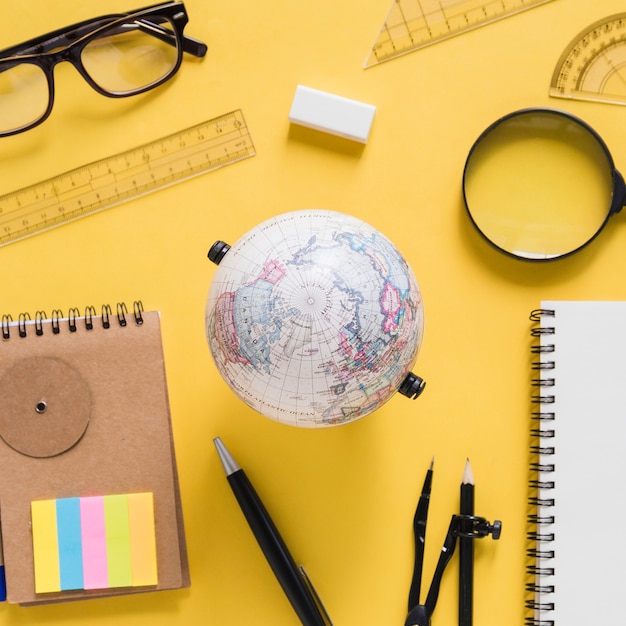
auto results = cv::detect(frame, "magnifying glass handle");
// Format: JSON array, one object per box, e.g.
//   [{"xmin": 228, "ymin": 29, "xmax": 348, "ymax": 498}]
[{"xmin": 610, "ymin": 169, "xmax": 626, "ymax": 215}]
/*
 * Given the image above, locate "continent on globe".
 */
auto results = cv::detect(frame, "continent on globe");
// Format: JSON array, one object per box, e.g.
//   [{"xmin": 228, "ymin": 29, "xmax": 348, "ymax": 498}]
[{"xmin": 206, "ymin": 209, "xmax": 425, "ymax": 428}]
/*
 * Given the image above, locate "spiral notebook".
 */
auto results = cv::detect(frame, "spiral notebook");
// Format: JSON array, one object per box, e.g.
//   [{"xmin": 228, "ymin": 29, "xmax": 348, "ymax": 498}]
[
  {"xmin": 0, "ymin": 302, "xmax": 189, "ymax": 605},
  {"xmin": 528, "ymin": 301, "xmax": 626, "ymax": 626}
]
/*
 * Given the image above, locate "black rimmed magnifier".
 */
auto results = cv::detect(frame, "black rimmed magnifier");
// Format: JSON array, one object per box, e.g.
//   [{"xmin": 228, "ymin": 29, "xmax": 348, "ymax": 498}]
[{"xmin": 462, "ymin": 108, "xmax": 626, "ymax": 261}]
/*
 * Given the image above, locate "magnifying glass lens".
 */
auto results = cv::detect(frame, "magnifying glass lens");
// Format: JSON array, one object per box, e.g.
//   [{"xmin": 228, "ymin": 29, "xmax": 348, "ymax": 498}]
[{"xmin": 463, "ymin": 110, "xmax": 615, "ymax": 260}]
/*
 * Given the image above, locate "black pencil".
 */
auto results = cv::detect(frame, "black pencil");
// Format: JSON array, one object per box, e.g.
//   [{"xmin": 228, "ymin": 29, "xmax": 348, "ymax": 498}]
[{"xmin": 459, "ymin": 459, "xmax": 474, "ymax": 626}]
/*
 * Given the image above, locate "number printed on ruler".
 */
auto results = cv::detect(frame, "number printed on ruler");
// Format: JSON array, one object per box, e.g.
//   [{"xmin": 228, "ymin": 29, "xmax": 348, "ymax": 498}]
[
  {"xmin": 365, "ymin": 0, "xmax": 556, "ymax": 67},
  {"xmin": 0, "ymin": 109, "xmax": 255, "ymax": 247}
]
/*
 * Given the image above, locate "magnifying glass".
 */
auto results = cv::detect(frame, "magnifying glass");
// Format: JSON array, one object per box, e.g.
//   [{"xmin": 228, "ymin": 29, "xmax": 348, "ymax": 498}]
[{"xmin": 462, "ymin": 108, "xmax": 626, "ymax": 261}]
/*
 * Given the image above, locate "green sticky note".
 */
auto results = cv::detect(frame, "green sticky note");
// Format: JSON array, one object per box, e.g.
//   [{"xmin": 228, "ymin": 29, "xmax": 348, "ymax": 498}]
[{"xmin": 104, "ymin": 494, "xmax": 132, "ymax": 588}]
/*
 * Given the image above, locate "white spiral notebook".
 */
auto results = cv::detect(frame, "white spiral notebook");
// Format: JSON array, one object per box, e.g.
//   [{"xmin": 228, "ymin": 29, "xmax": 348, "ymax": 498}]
[{"xmin": 529, "ymin": 301, "xmax": 626, "ymax": 626}]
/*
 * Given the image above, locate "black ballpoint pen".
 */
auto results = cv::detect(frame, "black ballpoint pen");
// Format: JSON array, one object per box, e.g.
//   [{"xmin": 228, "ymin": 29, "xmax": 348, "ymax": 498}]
[
  {"xmin": 459, "ymin": 459, "xmax": 475, "ymax": 626},
  {"xmin": 213, "ymin": 437, "xmax": 333, "ymax": 626}
]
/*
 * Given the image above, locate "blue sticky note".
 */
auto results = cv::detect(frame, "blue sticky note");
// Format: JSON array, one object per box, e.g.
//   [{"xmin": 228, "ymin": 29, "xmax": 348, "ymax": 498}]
[{"xmin": 56, "ymin": 498, "xmax": 84, "ymax": 591}]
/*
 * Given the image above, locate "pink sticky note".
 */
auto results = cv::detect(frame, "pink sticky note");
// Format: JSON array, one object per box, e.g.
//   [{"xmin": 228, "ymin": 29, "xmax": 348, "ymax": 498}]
[{"xmin": 80, "ymin": 496, "xmax": 108, "ymax": 590}]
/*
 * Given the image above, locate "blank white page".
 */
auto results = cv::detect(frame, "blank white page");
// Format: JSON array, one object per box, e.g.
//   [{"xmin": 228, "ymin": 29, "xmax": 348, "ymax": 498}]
[{"xmin": 533, "ymin": 301, "xmax": 626, "ymax": 625}]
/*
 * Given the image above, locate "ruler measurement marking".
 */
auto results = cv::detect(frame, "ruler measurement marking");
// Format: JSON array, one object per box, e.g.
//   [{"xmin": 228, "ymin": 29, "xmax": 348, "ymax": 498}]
[
  {"xmin": 366, "ymin": 0, "xmax": 554, "ymax": 66},
  {"xmin": 0, "ymin": 110, "xmax": 254, "ymax": 246}
]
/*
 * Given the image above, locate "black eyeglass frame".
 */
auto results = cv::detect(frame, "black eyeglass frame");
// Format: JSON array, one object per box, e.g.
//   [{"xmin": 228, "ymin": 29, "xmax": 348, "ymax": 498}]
[{"xmin": 0, "ymin": 2, "xmax": 207, "ymax": 137}]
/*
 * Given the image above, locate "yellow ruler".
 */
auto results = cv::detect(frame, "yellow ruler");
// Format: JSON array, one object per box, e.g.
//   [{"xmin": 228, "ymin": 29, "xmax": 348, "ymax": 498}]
[
  {"xmin": 0, "ymin": 109, "xmax": 255, "ymax": 247},
  {"xmin": 550, "ymin": 13, "xmax": 626, "ymax": 106},
  {"xmin": 365, "ymin": 0, "xmax": 555, "ymax": 67}
]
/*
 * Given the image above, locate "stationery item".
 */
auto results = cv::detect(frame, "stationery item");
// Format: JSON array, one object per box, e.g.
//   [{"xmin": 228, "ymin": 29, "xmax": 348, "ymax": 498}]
[
  {"xmin": 550, "ymin": 13, "xmax": 626, "ymax": 106},
  {"xmin": 405, "ymin": 461, "xmax": 500, "ymax": 626},
  {"xmin": 365, "ymin": 0, "xmax": 554, "ymax": 68},
  {"xmin": 0, "ymin": 302, "xmax": 189, "ymax": 605},
  {"xmin": 528, "ymin": 301, "xmax": 626, "ymax": 625},
  {"xmin": 213, "ymin": 438, "xmax": 332, "ymax": 626},
  {"xmin": 463, "ymin": 108, "xmax": 625, "ymax": 261},
  {"xmin": 459, "ymin": 460, "xmax": 474, "ymax": 626},
  {"xmin": 407, "ymin": 459, "xmax": 433, "ymax": 615},
  {"xmin": 288, "ymin": 85, "xmax": 376, "ymax": 143},
  {"xmin": 31, "ymin": 493, "xmax": 158, "ymax": 593},
  {"xmin": 0, "ymin": 109, "xmax": 255, "ymax": 248},
  {"xmin": 405, "ymin": 460, "xmax": 439, "ymax": 626},
  {"xmin": 0, "ymin": 2, "xmax": 207, "ymax": 137}
]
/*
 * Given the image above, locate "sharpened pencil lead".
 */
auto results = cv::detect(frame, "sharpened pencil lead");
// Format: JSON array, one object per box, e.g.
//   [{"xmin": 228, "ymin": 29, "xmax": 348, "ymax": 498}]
[{"xmin": 462, "ymin": 458, "xmax": 474, "ymax": 485}]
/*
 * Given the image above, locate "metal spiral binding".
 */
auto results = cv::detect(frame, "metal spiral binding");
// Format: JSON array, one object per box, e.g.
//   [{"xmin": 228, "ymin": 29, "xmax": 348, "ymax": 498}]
[
  {"xmin": 0, "ymin": 301, "xmax": 143, "ymax": 339},
  {"xmin": 526, "ymin": 309, "xmax": 556, "ymax": 626}
]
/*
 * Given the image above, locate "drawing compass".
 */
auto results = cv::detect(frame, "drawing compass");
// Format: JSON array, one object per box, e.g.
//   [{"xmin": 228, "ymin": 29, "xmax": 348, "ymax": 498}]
[{"xmin": 404, "ymin": 462, "xmax": 501, "ymax": 626}]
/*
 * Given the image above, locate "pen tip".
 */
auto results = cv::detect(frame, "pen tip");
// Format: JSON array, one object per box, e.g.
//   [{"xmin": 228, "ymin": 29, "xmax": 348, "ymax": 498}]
[
  {"xmin": 429, "ymin": 456, "xmax": 434, "ymax": 470},
  {"xmin": 214, "ymin": 437, "xmax": 241, "ymax": 475}
]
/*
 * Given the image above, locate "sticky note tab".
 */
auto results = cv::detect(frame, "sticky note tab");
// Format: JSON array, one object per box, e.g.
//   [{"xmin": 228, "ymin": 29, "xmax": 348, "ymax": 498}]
[
  {"xmin": 104, "ymin": 495, "xmax": 133, "ymax": 588},
  {"xmin": 56, "ymin": 497, "xmax": 84, "ymax": 591},
  {"xmin": 128, "ymin": 493, "xmax": 158, "ymax": 586},
  {"xmin": 31, "ymin": 499, "xmax": 61, "ymax": 593},
  {"xmin": 288, "ymin": 85, "xmax": 376, "ymax": 143},
  {"xmin": 80, "ymin": 496, "xmax": 108, "ymax": 590}
]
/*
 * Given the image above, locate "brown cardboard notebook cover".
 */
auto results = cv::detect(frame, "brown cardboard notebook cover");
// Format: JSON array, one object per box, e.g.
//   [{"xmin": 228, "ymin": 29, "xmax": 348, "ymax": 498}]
[{"xmin": 0, "ymin": 304, "xmax": 189, "ymax": 605}]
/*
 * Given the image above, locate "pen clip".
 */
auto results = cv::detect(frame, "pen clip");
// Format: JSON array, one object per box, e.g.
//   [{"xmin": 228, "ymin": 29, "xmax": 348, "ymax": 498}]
[{"xmin": 298, "ymin": 565, "xmax": 334, "ymax": 626}]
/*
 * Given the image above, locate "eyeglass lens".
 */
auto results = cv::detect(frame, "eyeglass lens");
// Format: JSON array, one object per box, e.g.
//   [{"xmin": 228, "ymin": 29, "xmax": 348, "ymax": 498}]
[
  {"xmin": 0, "ymin": 64, "xmax": 49, "ymax": 134},
  {"xmin": 0, "ymin": 15, "xmax": 180, "ymax": 135},
  {"xmin": 81, "ymin": 17, "xmax": 179, "ymax": 94},
  {"xmin": 463, "ymin": 110, "xmax": 615, "ymax": 260}
]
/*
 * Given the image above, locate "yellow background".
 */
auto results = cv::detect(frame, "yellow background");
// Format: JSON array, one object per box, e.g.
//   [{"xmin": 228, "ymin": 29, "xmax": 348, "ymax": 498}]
[{"xmin": 0, "ymin": 1, "xmax": 622, "ymax": 624}]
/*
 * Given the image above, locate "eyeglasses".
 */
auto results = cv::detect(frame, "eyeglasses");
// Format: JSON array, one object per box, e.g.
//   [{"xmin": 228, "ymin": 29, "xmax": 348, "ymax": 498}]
[{"xmin": 0, "ymin": 2, "xmax": 207, "ymax": 137}]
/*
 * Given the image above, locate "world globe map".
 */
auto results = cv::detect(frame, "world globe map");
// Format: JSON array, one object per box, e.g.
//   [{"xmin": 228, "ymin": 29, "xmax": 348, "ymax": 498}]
[{"xmin": 205, "ymin": 209, "xmax": 425, "ymax": 427}]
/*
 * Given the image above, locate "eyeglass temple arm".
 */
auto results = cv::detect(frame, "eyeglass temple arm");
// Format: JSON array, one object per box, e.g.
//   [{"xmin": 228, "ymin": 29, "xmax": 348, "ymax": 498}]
[
  {"xmin": 136, "ymin": 19, "xmax": 207, "ymax": 57},
  {"xmin": 0, "ymin": 14, "xmax": 206, "ymax": 61}
]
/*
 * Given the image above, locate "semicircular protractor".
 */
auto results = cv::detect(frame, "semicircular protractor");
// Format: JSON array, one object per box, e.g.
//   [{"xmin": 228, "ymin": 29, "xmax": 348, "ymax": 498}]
[{"xmin": 550, "ymin": 13, "xmax": 626, "ymax": 105}]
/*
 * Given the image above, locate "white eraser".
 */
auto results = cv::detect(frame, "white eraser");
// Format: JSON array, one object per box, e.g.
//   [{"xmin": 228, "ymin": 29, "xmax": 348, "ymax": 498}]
[{"xmin": 288, "ymin": 85, "xmax": 376, "ymax": 143}]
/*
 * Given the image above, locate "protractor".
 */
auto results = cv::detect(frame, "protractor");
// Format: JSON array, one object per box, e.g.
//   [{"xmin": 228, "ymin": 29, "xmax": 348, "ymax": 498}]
[{"xmin": 550, "ymin": 13, "xmax": 626, "ymax": 105}]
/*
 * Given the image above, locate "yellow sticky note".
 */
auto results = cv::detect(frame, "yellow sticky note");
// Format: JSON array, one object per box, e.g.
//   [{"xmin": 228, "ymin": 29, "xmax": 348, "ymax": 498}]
[
  {"xmin": 128, "ymin": 492, "xmax": 157, "ymax": 586},
  {"xmin": 31, "ymin": 499, "xmax": 61, "ymax": 593}
]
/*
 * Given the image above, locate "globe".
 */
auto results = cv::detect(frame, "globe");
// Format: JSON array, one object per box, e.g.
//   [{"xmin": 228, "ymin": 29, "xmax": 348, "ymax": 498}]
[{"xmin": 205, "ymin": 209, "xmax": 425, "ymax": 427}]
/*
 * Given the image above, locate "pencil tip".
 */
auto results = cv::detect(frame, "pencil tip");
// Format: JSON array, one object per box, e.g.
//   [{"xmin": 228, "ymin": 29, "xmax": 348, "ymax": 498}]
[
  {"xmin": 429, "ymin": 456, "xmax": 434, "ymax": 470},
  {"xmin": 462, "ymin": 458, "xmax": 474, "ymax": 485}
]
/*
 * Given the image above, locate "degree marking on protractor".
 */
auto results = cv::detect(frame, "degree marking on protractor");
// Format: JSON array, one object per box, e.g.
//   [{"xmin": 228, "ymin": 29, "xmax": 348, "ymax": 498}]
[
  {"xmin": 365, "ymin": 0, "xmax": 556, "ymax": 67},
  {"xmin": 550, "ymin": 13, "xmax": 626, "ymax": 105},
  {"xmin": 0, "ymin": 109, "xmax": 255, "ymax": 247}
]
